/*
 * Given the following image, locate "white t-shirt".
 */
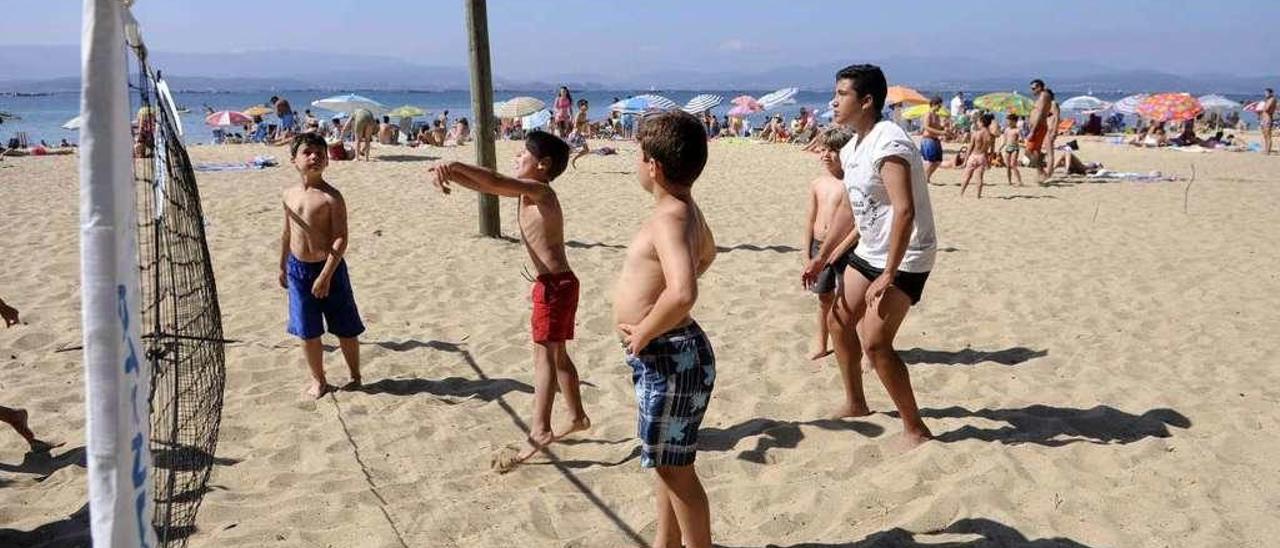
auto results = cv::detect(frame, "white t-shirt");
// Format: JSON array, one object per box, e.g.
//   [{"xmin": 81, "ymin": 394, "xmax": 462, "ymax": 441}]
[
  {"xmin": 950, "ymin": 95, "xmax": 964, "ymax": 118},
  {"xmin": 840, "ymin": 120, "xmax": 937, "ymax": 273}
]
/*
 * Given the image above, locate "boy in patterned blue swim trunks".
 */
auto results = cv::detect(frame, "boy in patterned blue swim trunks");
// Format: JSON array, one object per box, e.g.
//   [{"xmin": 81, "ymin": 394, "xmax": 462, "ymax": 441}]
[
  {"xmin": 615, "ymin": 111, "xmax": 717, "ymax": 548},
  {"xmin": 280, "ymin": 132, "xmax": 365, "ymax": 399}
]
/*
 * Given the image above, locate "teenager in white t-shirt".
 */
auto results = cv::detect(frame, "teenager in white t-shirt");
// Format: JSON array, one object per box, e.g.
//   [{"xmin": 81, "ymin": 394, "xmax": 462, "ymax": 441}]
[{"xmin": 803, "ymin": 64, "xmax": 937, "ymax": 447}]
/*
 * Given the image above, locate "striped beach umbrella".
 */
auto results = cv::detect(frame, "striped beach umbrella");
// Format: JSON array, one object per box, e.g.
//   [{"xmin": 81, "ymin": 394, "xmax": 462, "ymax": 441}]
[
  {"xmin": 1197, "ymin": 94, "xmax": 1241, "ymax": 113},
  {"xmin": 1244, "ymin": 101, "xmax": 1267, "ymax": 113},
  {"xmin": 1112, "ymin": 94, "xmax": 1149, "ymax": 115},
  {"xmin": 1136, "ymin": 93, "xmax": 1203, "ymax": 122},
  {"xmin": 886, "ymin": 86, "xmax": 929, "ymax": 106},
  {"xmin": 632, "ymin": 94, "xmax": 678, "ymax": 111},
  {"xmin": 682, "ymin": 94, "xmax": 723, "ymax": 114},
  {"xmin": 495, "ymin": 97, "xmax": 546, "ymax": 119},
  {"xmin": 974, "ymin": 92, "xmax": 1034, "ymax": 116},
  {"xmin": 312, "ymin": 93, "xmax": 387, "ymax": 115},
  {"xmin": 758, "ymin": 87, "xmax": 799, "ymax": 110},
  {"xmin": 522, "ymin": 109, "xmax": 551, "ymax": 130},
  {"xmin": 1061, "ymin": 95, "xmax": 1112, "ymax": 113},
  {"xmin": 205, "ymin": 110, "xmax": 252, "ymax": 127}
]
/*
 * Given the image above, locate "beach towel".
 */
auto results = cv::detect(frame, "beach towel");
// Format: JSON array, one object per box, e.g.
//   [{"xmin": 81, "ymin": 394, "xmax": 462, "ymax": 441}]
[
  {"xmin": 1087, "ymin": 169, "xmax": 1179, "ymax": 182},
  {"xmin": 193, "ymin": 155, "xmax": 277, "ymax": 172}
]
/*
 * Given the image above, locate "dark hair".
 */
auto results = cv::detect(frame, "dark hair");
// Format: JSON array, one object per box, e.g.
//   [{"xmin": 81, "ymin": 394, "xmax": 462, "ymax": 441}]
[
  {"xmin": 559, "ymin": 86, "xmax": 572, "ymax": 103},
  {"xmin": 577, "ymin": 99, "xmax": 588, "ymax": 108},
  {"xmin": 1006, "ymin": 113, "xmax": 1019, "ymax": 122},
  {"xmin": 637, "ymin": 111, "xmax": 708, "ymax": 187},
  {"xmin": 290, "ymin": 132, "xmax": 327, "ymax": 159},
  {"xmin": 821, "ymin": 127, "xmax": 854, "ymax": 151},
  {"xmin": 1030, "ymin": 79, "xmax": 1045, "ymax": 88},
  {"xmin": 836, "ymin": 64, "xmax": 888, "ymax": 119},
  {"xmin": 1268, "ymin": 88, "xmax": 1275, "ymax": 94},
  {"xmin": 269, "ymin": 96, "xmax": 279, "ymax": 104},
  {"xmin": 458, "ymin": 117, "xmax": 469, "ymax": 128},
  {"xmin": 930, "ymin": 96, "xmax": 943, "ymax": 106},
  {"xmin": 382, "ymin": 115, "xmax": 390, "ymax": 123},
  {"xmin": 980, "ymin": 113, "xmax": 995, "ymax": 126},
  {"xmin": 525, "ymin": 131, "xmax": 570, "ymax": 180}
]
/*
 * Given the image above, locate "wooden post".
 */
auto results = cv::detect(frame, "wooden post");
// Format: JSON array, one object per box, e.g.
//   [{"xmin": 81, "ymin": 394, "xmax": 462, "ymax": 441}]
[{"xmin": 465, "ymin": 0, "xmax": 500, "ymax": 237}]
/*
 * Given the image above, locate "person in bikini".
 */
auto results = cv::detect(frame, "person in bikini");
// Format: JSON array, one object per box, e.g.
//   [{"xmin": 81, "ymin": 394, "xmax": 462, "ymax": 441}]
[
  {"xmin": 428, "ymin": 132, "xmax": 590, "ymax": 470},
  {"xmin": 960, "ymin": 113, "xmax": 996, "ymax": 198}
]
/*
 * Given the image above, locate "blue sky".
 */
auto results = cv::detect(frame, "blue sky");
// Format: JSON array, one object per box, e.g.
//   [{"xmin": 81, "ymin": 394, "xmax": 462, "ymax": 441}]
[{"xmin": 8, "ymin": 0, "xmax": 1277, "ymax": 77}]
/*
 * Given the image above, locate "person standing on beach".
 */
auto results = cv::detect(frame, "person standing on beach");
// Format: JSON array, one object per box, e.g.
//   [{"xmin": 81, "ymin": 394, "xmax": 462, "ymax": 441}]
[
  {"xmin": 614, "ymin": 111, "xmax": 717, "ymax": 548},
  {"xmin": 428, "ymin": 132, "xmax": 590, "ymax": 470},
  {"xmin": 342, "ymin": 108, "xmax": 377, "ymax": 161},
  {"xmin": 280, "ymin": 133, "xmax": 365, "ymax": 398},
  {"xmin": 950, "ymin": 92, "xmax": 965, "ymax": 119},
  {"xmin": 804, "ymin": 64, "xmax": 936, "ymax": 447},
  {"xmin": 553, "ymin": 86, "xmax": 573, "ymax": 138},
  {"xmin": 959, "ymin": 113, "xmax": 995, "ymax": 198},
  {"xmin": 1261, "ymin": 88, "xmax": 1276, "ymax": 155},
  {"xmin": 920, "ymin": 96, "xmax": 947, "ymax": 184},
  {"xmin": 1025, "ymin": 79, "xmax": 1051, "ymax": 182},
  {"xmin": 802, "ymin": 128, "xmax": 855, "ymax": 360},
  {"xmin": 1040, "ymin": 89, "xmax": 1061, "ymax": 179}
]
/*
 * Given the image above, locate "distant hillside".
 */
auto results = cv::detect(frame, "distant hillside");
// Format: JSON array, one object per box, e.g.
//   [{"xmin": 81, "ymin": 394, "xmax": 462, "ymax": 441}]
[{"xmin": 1, "ymin": 45, "xmax": 1274, "ymax": 95}]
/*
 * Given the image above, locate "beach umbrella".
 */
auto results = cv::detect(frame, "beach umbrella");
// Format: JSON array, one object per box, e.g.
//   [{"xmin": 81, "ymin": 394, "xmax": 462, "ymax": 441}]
[
  {"xmin": 386, "ymin": 105, "xmax": 428, "ymax": 118},
  {"xmin": 731, "ymin": 95, "xmax": 762, "ymax": 108},
  {"xmin": 242, "ymin": 105, "xmax": 273, "ymax": 118},
  {"xmin": 495, "ymin": 96, "xmax": 546, "ymax": 119},
  {"xmin": 311, "ymin": 93, "xmax": 387, "ymax": 114},
  {"xmin": 1112, "ymin": 94, "xmax": 1149, "ymax": 115},
  {"xmin": 758, "ymin": 87, "xmax": 799, "ymax": 110},
  {"xmin": 1136, "ymin": 93, "xmax": 1202, "ymax": 122},
  {"xmin": 902, "ymin": 104, "xmax": 949, "ymax": 120},
  {"xmin": 205, "ymin": 110, "xmax": 253, "ymax": 127},
  {"xmin": 62, "ymin": 115, "xmax": 83, "ymax": 130},
  {"xmin": 886, "ymin": 86, "xmax": 929, "ymax": 106},
  {"xmin": 973, "ymin": 92, "xmax": 1034, "ymax": 116},
  {"xmin": 632, "ymin": 94, "xmax": 678, "ymax": 111},
  {"xmin": 1244, "ymin": 101, "xmax": 1267, "ymax": 113},
  {"xmin": 1197, "ymin": 94, "xmax": 1241, "ymax": 113},
  {"xmin": 1061, "ymin": 95, "xmax": 1112, "ymax": 113},
  {"xmin": 682, "ymin": 94, "xmax": 723, "ymax": 114}
]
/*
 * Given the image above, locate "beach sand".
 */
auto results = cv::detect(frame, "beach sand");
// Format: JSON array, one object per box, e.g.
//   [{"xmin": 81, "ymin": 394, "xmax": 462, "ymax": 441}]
[{"xmin": 1, "ymin": 136, "xmax": 1278, "ymax": 547}]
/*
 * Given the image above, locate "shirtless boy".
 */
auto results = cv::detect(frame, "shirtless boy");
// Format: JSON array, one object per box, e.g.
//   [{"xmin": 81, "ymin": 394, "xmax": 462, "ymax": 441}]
[
  {"xmin": 960, "ymin": 113, "xmax": 996, "ymax": 198},
  {"xmin": 803, "ymin": 128, "xmax": 855, "ymax": 359},
  {"xmin": 1001, "ymin": 113, "xmax": 1024, "ymax": 186},
  {"xmin": 615, "ymin": 111, "xmax": 717, "ymax": 548},
  {"xmin": 280, "ymin": 132, "xmax": 365, "ymax": 399},
  {"xmin": 429, "ymin": 132, "xmax": 590, "ymax": 468}
]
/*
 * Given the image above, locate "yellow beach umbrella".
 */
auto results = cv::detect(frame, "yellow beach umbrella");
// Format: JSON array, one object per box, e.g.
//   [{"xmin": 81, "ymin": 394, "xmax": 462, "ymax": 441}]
[
  {"xmin": 903, "ymin": 104, "xmax": 949, "ymax": 120},
  {"xmin": 243, "ymin": 105, "xmax": 273, "ymax": 117},
  {"xmin": 386, "ymin": 105, "xmax": 427, "ymax": 118}
]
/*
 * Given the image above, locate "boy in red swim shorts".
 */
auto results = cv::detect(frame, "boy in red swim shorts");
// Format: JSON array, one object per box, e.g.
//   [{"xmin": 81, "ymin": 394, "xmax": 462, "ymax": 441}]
[{"xmin": 428, "ymin": 132, "xmax": 590, "ymax": 470}]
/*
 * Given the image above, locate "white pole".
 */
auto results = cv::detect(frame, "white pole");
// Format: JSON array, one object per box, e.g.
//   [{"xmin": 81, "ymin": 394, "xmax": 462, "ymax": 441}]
[{"xmin": 80, "ymin": 0, "xmax": 156, "ymax": 546}]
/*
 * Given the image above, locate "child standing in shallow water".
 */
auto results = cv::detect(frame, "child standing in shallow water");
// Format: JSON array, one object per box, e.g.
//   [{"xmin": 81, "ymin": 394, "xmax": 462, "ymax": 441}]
[
  {"xmin": 614, "ymin": 111, "xmax": 717, "ymax": 548},
  {"xmin": 428, "ymin": 132, "xmax": 590, "ymax": 470},
  {"xmin": 280, "ymin": 132, "xmax": 365, "ymax": 399},
  {"xmin": 802, "ymin": 128, "xmax": 856, "ymax": 360}
]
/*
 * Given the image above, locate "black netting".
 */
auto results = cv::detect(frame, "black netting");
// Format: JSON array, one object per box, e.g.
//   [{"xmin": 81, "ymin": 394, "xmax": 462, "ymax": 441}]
[{"xmin": 133, "ymin": 49, "xmax": 227, "ymax": 548}]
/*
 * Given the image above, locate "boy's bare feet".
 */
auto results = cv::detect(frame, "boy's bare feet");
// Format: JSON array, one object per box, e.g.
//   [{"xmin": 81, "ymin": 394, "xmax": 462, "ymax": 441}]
[
  {"xmin": 890, "ymin": 427, "xmax": 934, "ymax": 451},
  {"xmin": 492, "ymin": 429, "xmax": 558, "ymax": 474},
  {"xmin": 553, "ymin": 415, "xmax": 591, "ymax": 439},
  {"xmin": 829, "ymin": 404, "xmax": 872, "ymax": 419},
  {"xmin": 304, "ymin": 381, "xmax": 334, "ymax": 399}
]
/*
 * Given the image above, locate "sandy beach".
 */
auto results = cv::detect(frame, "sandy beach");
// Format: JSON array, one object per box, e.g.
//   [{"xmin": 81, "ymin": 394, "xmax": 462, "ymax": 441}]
[{"xmin": 2, "ymin": 136, "xmax": 1279, "ymax": 547}]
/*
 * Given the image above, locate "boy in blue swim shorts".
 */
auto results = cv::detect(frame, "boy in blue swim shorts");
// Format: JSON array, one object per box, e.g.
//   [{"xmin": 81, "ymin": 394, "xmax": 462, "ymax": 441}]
[
  {"xmin": 614, "ymin": 111, "xmax": 717, "ymax": 548},
  {"xmin": 279, "ymin": 132, "xmax": 365, "ymax": 399}
]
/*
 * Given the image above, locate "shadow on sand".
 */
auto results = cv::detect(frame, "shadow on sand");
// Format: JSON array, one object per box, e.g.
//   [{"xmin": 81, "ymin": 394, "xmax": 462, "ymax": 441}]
[
  {"xmin": 900, "ymin": 347, "xmax": 1048, "ymax": 367},
  {"xmin": 715, "ymin": 517, "xmax": 1094, "ymax": 547},
  {"xmin": 890, "ymin": 405, "xmax": 1190, "ymax": 446},
  {"xmin": 700, "ymin": 418, "xmax": 884, "ymax": 464}
]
